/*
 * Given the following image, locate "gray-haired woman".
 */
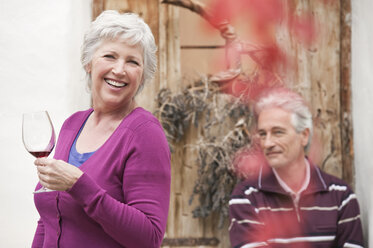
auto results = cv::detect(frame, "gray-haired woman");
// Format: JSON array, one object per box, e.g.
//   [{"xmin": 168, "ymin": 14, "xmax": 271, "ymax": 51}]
[{"xmin": 32, "ymin": 10, "xmax": 170, "ymax": 248}]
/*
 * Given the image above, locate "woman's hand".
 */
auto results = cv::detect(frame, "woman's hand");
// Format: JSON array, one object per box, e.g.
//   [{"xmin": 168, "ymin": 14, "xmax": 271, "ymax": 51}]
[{"xmin": 34, "ymin": 158, "xmax": 83, "ymax": 191}]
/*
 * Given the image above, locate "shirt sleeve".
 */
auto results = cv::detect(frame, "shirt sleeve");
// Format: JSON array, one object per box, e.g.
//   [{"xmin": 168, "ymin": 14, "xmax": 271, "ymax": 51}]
[
  {"xmin": 229, "ymin": 186, "xmax": 268, "ymax": 248},
  {"xmin": 67, "ymin": 120, "xmax": 171, "ymax": 248},
  {"xmin": 31, "ymin": 219, "xmax": 45, "ymax": 248},
  {"xmin": 336, "ymin": 187, "xmax": 364, "ymax": 248}
]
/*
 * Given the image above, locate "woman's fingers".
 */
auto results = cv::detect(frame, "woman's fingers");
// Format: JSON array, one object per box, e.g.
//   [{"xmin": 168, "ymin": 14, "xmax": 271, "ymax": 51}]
[
  {"xmin": 36, "ymin": 165, "xmax": 53, "ymax": 189},
  {"xmin": 34, "ymin": 157, "xmax": 51, "ymax": 167},
  {"xmin": 34, "ymin": 158, "xmax": 83, "ymax": 191}
]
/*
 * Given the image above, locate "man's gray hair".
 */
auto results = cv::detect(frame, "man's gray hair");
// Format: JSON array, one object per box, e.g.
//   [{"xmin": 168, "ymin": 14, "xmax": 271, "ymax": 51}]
[
  {"xmin": 254, "ymin": 88, "xmax": 313, "ymax": 152},
  {"xmin": 81, "ymin": 10, "xmax": 157, "ymax": 94}
]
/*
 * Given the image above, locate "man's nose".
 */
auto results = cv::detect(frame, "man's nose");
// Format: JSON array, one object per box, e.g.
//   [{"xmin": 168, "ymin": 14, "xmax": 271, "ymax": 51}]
[{"xmin": 263, "ymin": 135, "xmax": 275, "ymax": 148}]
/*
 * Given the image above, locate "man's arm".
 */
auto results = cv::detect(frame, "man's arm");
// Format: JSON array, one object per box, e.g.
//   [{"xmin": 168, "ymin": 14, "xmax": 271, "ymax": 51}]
[
  {"xmin": 336, "ymin": 189, "xmax": 364, "ymax": 248},
  {"xmin": 229, "ymin": 190, "xmax": 268, "ymax": 248}
]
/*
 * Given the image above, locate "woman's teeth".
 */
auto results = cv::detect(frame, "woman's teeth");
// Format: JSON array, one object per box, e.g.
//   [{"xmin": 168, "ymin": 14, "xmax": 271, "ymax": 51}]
[{"xmin": 105, "ymin": 79, "xmax": 127, "ymax": 88}]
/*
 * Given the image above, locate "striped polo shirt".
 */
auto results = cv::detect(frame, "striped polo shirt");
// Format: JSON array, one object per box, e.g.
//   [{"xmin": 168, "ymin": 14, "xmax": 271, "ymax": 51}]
[{"xmin": 229, "ymin": 159, "xmax": 364, "ymax": 248}]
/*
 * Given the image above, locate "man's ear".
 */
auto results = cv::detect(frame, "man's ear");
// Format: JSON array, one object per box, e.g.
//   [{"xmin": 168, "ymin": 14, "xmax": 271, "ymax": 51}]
[{"xmin": 301, "ymin": 128, "xmax": 310, "ymax": 147}]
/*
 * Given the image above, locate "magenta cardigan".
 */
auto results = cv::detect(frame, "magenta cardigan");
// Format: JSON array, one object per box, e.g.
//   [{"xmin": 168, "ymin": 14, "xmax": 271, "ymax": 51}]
[{"xmin": 32, "ymin": 108, "xmax": 171, "ymax": 248}]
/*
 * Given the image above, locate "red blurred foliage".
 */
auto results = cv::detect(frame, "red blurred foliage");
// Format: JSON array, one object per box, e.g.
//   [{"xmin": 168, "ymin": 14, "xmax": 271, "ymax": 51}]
[
  {"xmin": 252, "ymin": 217, "xmax": 313, "ymax": 248},
  {"xmin": 231, "ymin": 141, "xmax": 265, "ymax": 179},
  {"xmin": 242, "ymin": 0, "xmax": 284, "ymax": 23},
  {"xmin": 207, "ymin": 0, "xmax": 284, "ymax": 45},
  {"xmin": 218, "ymin": 76, "xmax": 282, "ymax": 102},
  {"xmin": 202, "ymin": 0, "xmax": 328, "ymax": 101},
  {"xmin": 250, "ymin": 45, "xmax": 286, "ymax": 71},
  {"xmin": 207, "ymin": 0, "xmax": 284, "ymax": 28},
  {"xmin": 290, "ymin": 12, "xmax": 318, "ymax": 47},
  {"xmin": 206, "ymin": 0, "xmax": 235, "ymax": 25}
]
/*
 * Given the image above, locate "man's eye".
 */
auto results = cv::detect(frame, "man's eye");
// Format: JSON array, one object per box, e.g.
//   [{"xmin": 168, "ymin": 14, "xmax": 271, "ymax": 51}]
[
  {"xmin": 274, "ymin": 130, "xmax": 284, "ymax": 135},
  {"xmin": 258, "ymin": 133, "xmax": 266, "ymax": 138}
]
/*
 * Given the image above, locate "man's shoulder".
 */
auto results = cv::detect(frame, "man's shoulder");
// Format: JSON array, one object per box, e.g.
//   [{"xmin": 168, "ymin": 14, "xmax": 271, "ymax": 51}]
[
  {"xmin": 319, "ymin": 169, "xmax": 355, "ymax": 202},
  {"xmin": 318, "ymin": 168, "xmax": 352, "ymax": 188},
  {"xmin": 231, "ymin": 176, "xmax": 260, "ymax": 198}
]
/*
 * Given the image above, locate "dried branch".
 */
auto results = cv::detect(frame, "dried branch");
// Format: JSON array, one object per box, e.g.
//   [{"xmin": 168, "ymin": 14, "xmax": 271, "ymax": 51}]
[
  {"xmin": 154, "ymin": 78, "xmax": 254, "ymax": 227},
  {"xmin": 154, "ymin": 78, "xmax": 217, "ymax": 149}
]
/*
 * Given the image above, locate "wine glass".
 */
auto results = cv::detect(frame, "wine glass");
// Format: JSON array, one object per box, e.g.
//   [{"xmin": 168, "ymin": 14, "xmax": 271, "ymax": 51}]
[{"xmin": 22, "ymin": 111, "xmax": 56, "ymax": 193}]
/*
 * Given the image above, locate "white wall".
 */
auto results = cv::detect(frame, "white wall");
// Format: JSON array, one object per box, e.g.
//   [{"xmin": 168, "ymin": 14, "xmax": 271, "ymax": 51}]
[
  {"xmin": 0, "ymin": 1, "xmax": 91, "ymax": 247},
  {"xmin": 352, "ymin": 0, "xmax": 373, "ymax": 246}
]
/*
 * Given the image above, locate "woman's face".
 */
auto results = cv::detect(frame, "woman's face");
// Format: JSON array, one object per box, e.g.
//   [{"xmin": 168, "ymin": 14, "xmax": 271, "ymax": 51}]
[{"xmin": 88, "ymin": 39, "xmax": 144, "ymax": 112}]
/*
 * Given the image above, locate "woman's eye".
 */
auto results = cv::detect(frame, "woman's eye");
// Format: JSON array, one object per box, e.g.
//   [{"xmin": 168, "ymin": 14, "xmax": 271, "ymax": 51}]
[
  {"xmin": 104, "ymin": 54, "xmax": 115, "ymax": 59},
  {"xmin": 128, "ymin": 60, "xmax": 139, "ymax": 65}
]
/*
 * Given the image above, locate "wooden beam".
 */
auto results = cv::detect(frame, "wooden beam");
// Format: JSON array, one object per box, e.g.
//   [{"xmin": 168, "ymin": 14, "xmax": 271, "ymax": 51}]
[
  {"xmin": 181, "ymin": 45, "xmax": 224, "ymax": 49},
  {"xmin": 340, "ymin": 0, "xmax": 354, "ymax": 187},
  {"xmin": 92, "ymin": 0, "xmax": 105, "ymax": 20},
  {"xmin": 162, "ymin": 237, "xmax": 219, "ymax": 246}
]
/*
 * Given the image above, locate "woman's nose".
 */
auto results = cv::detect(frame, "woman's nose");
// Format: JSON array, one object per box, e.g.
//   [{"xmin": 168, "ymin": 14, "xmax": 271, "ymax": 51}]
[{"xmin": 112, "ymin": 61, "xmax": 126, "ymax": 76}]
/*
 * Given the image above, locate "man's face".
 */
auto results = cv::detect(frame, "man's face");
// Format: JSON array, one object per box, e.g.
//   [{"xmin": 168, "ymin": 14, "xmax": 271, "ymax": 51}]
[{"xmin": 257, "ymin": 107, "xmax": 309, "ymax": 169}]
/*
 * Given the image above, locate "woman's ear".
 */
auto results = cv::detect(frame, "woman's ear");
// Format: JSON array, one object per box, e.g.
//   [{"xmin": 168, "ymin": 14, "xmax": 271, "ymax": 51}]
[{"xmin": 85, "ymin": 64, "xmax": 91, "ymax": 73}]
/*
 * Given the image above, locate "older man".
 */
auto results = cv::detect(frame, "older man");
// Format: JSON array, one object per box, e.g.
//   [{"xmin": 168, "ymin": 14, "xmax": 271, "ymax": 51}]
[{"xmin": 229, "ymin": 88, "xmax": 364, "ymax": 248}]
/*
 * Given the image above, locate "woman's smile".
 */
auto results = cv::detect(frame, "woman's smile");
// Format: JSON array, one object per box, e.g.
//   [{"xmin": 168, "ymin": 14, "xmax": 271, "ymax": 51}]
[{"xmin": 104, "ymin": 78, "xmax": 128, "ymax": 88}]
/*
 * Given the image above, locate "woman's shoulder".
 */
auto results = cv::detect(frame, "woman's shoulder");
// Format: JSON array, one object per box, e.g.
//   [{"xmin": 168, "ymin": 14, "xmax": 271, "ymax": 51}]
[
  {"xmin": 121, "ymin": 107, "xmax": 169, "ymax": 147},
  {"xmin": 124, "ymin": 107, "xmax": 162, "ymax": 131}
]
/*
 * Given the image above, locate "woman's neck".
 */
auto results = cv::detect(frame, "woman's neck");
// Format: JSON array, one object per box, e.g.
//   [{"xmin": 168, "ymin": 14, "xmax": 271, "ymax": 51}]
[{"xmin": 91, "ymin": 99, "xmax": 137, "ymax": 126}]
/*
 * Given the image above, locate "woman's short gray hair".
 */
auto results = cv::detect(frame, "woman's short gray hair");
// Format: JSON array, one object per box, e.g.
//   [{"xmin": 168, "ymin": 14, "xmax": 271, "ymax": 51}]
[
  {"xmin": 81, "ymin": 10, "xmax": 157, "ymax": 94},
  {"xmin": 254, "ymin": 88, "xmax": 313, "ymax": 152}
]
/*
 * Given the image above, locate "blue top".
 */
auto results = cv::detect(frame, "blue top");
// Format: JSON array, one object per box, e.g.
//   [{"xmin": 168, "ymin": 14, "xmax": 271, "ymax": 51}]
[{"xmin": 68, "ymin": 121, "xmax": 95, "ymax": 167}]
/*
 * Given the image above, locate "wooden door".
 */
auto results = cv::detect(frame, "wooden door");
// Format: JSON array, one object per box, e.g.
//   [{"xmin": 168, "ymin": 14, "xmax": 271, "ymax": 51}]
[
  {"xmin": 92, "ymin": 1, "xmax": 352, "ymax": 247},
  {"xmin": 178, "ymin": 0, "xmax": 353, "ymax": 182}
]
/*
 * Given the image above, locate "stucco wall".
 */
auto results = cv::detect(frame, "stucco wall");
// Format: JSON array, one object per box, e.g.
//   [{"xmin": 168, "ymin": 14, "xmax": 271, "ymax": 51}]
[
  {"xmin": 352, "ymin": 0, "xmax": 373, "ymax": 246},
  {"xmin": 0, "ymin": 1, "xmax": 91, "ymax": 246}
]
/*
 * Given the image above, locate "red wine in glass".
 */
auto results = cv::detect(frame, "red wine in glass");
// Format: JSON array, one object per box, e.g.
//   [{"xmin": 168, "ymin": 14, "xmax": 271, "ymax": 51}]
[
  {"xmin": 22, "ymin": 111, "xmax": 56, "ymax": 193},
  {"xmin": 29, "ymin": 150, "xmax": 52, "ymax": 158}
]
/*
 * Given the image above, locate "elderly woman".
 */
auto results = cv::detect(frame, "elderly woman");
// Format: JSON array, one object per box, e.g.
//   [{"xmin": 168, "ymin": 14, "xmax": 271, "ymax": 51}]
[{"xmin": 32, "ymin": 10, "xmax": 171, "ymax": 248}]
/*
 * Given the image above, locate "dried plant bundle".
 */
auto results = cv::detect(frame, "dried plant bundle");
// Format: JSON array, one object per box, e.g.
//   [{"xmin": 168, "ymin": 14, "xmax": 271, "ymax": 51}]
[{"xmin": 154, "ymin": 78, "xmax": 254, "ymax": 227}]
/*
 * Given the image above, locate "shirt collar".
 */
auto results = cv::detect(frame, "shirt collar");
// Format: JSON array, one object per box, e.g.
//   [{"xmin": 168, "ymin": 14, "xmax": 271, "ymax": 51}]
[
  {"xmin": 272, "ymin": 158, "xmax": 310, "ymax": 196},
  {"xmin": 258, "ymin": 157, "xmax": 328, "ymax": 195}
]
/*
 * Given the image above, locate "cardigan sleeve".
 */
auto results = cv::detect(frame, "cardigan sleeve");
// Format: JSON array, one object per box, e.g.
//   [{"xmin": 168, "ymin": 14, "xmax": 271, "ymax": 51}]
[
  {"xmin": 67, "ymin": 120, "xmax": 171, "ymax": 248},
  {"xmin": 31, "ymin": 219, "xmax": 45, "ymax": 248}
]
